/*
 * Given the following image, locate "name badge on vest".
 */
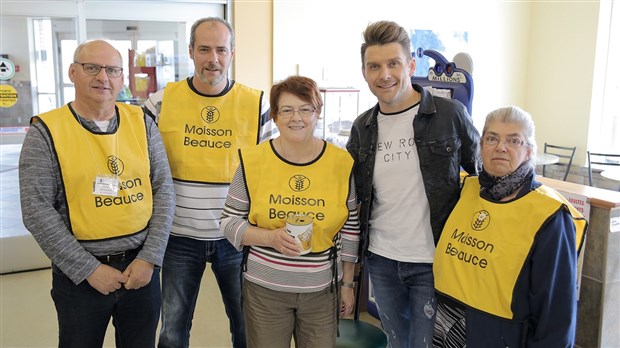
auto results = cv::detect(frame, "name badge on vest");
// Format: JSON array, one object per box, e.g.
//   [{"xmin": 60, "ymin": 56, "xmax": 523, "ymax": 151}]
[{"xmin": 93, "ymin": 174, "xmax": 119, "ymax": 197}]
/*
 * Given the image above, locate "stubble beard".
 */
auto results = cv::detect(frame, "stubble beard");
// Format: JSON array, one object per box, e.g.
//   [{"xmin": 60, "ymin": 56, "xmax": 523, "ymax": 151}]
[{"xmin": 197, "ymin": 67, "xmax": 225, "ymax": 87}]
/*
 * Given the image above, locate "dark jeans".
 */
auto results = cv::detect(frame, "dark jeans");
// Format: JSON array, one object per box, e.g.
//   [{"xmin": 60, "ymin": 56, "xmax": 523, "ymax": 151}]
[
  {"xmin": 51, "ymin": 258, "xmax": 161, "ymax": 348},
  {"xmin": 367, "ymin": 252, "xmax": 437, "ymax": 348},
  {"xmin": 158, "ymin": 236, "xmax": 245, "ymax": 348}
]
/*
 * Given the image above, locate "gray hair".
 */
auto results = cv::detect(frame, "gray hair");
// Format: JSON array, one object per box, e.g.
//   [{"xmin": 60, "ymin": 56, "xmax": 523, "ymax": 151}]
[
  {"xmin": 189, "ymin": 17, "xmax": 234, "ymax": 49},
  {"xmin": 73, "ymin": 40, "xmax": 122, "ymax": 64},
  {"xmin": 481, "ymin": 105, "xmax": 537, "ymax": 169}
]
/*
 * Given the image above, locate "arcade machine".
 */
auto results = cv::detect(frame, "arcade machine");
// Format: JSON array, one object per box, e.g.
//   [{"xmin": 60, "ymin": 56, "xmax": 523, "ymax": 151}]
[
  {"xmin": 412, "ymin": 49, "xmax": 474, "ymax": 115},
  {"xmin": 363, "ymin": 49, "xmax": 475, "ymax": 321}
]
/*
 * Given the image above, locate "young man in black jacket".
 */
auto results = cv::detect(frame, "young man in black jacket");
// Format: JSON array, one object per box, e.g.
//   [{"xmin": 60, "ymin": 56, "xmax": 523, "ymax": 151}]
[{"xmin": 346, "ymin": 20, "xmax": 480, "ymax": 348}]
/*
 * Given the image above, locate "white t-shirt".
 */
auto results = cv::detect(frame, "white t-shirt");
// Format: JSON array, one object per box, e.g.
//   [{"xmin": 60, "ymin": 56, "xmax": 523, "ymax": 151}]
[
  {"xmin": 368, "ymin": 105, "xmax": 435, "ymax": 263},
  {"xmin": 93, "ymin": 120, "xmax": 110, "ymax": 132}
]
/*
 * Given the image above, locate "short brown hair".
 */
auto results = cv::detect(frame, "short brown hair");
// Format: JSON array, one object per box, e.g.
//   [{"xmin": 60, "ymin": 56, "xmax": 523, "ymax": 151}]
[
  {"xmin": 361, "ymin": 20, "xmax": 412, "ymax": 64},
  {"xmin": 189, "ymin": 17, "xmax": 234, "ymax": 49},
  {"xmin": 270, "ymin": 76, "xmax": 323, "ymax": 121}
]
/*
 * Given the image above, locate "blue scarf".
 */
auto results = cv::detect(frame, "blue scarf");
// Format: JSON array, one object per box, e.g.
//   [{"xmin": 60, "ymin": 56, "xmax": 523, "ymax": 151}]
[{"xmin": 479, "ymin": 163, "xmax": 533, "ymax": 201}]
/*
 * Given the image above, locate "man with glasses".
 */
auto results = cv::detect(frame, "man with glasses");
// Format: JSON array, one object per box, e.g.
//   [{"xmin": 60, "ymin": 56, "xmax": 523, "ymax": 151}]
[
  {"xmin": 19, "ymin": 40, "xmax": 175, "ymax": 347},
  {"xmin": 142, "ymin": 17, "xmax": 273, "ymax": 348},
  {"xmin": 346, "ymin": 20, "xmax": 480, "ymax": 348}
]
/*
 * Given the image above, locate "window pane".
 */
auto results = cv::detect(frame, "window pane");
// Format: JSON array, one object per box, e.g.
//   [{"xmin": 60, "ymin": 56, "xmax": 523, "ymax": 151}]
[
  {"xmin": 63, "ymin": 87, "xmax": 75, "ymax": 104},
  {"xmin": 33, "ymin": 19, "xmax": 56, "ymax": 94},
  {"xmin": 61, "ymin": 40, "xmax": 77, "ymax": 85},
  {"xmin": 590, "ymin": 1, "xmax": 620, "ymax": 153},
  {"xmin": 107, "ymin": 40, "xmax": 132, "ymax": 86},
  {"xmin": 606, "ymin": 2, "xmax": 620, "ymax": 151},
  {"xmin": 0, "ymin": 15, "xmax": 76, "ymax": 128},
  {"xmin": 37, "ymin": 93, "xmax": 56, "ymax": 114}
]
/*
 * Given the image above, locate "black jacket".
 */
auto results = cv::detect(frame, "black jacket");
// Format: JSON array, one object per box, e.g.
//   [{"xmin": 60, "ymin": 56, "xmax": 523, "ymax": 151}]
[{"xmin": 346, "ymin": 84, "xmax": 480, "ymax": 251}]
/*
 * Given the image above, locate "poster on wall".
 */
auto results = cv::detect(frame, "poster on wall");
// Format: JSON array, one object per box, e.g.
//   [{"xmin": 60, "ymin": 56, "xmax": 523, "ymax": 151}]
[{"xmin": 557, "ymin": 190, "xmax": 590, "ymax": 300}]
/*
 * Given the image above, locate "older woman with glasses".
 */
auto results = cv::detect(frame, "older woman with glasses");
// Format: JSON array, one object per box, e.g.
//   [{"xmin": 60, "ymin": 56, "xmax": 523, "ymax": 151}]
[
  {"xmin": 220, "ymin": 75, "xmax": 360, "ymax": 348},
  {"xmin": 432, "ymin": 106, "xmax": 587, "ymax": 348}
]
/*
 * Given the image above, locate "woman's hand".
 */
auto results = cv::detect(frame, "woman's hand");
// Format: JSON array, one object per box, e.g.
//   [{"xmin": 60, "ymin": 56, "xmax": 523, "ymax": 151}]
[
  {"xmin": 270, "ymin": 226, "xmax": 301, "ymax": 256},
  {"xmin": 340, "ymin": 286, "xmax": 355, "ymax": 317},
  {"xmin": 340, "ymin": 261, "xmax": 357, "ymax": 317}
]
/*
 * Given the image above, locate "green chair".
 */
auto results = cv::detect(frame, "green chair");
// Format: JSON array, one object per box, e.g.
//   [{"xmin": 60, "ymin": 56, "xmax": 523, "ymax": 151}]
[
  {"xmin": 335, "ymin": 259, "xmax": 387, "ymax": 348},
  {"xmin": 336, "ymin": 318, "xmax": 387, "ymax": 348}
]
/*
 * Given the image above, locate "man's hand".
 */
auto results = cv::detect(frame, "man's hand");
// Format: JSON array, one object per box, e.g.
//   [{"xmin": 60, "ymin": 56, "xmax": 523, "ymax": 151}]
[
  {"xmin": 86, "ymin": 264, "xmax": 129, "ymax": 295},
  {"xmin": 122, "ymin": 258, "xmax": 154, "ymax": 290}
]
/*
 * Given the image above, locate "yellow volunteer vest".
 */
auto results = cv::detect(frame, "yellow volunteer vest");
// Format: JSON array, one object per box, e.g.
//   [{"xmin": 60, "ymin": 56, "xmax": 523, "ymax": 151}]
[
  {"xmin": 158, "ymin": 80, "xmax": 263, "ymax": 184},
  {"xmin": 241, "ymin": 141, "xmax": 353, "ymax": 252},
  {"xmin": 434, "ymin": 177, "xmax": 587, "ymax": 319},
  {"xmin": 35, "ymin": 103, "xmax": 153, "ymax": 241}
]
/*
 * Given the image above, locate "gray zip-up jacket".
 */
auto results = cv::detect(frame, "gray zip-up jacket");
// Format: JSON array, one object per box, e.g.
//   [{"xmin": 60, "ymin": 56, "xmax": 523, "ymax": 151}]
[{"xmin": 346, "ymin": 84, "xmax": 480, "ymax": 251}]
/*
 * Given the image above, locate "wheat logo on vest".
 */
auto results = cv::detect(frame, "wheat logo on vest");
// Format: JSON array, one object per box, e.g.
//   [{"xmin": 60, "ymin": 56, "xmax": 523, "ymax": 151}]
[
  {"xmin": 471, "ymin": 210, "xmax": 490, "ymax": 231},
  {"xmin": 107, "ymin": 155, "xmax": 125, "ymax": 176},
  {"xmin": 180, "ymin": 106, "xmax": 233, "ymax": 149},
  {"xmin": 201, "ymin": 105, "xmax": 220, "ymax": 123},
  {"xmin": 266, "ymin": 174, "xmax": 326, "ymax": 221},
  {"xmin": 288, "ymin": 175, "xmax": 310, "ymax": 192}
]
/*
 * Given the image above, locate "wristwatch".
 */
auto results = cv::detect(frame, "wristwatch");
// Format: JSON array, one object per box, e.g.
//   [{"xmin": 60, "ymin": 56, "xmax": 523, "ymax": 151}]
[{"xmin": 340, "ymin": 281, "xmax": 355, "ymax": 289}]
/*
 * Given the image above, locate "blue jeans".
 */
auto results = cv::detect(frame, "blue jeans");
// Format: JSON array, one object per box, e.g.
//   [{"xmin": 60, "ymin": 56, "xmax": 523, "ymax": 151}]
[
  {"xmin": 367, "ymin": 252, "xmax": 436, "ymax": 348},
  {"xmin": 158, "ymin": 236, "xmax": 245, "ymax": 348},
  {"xmin": 51, "ymin": 259, "xmax": 161, "ymax": 348}
]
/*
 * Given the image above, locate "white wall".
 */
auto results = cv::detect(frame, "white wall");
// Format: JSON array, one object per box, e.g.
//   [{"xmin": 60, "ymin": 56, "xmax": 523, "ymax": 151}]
[
  {"xmin": 526, "ymin": 1, "xmax": 599, "ymax": 165},
  {"xmin": 232, "ymin": 0, "xmax": 273, "ymax": 95},
  {"xmin": 268, "ymin": 0, "xmax": 600, "ymax": 165},
  {"xmin": 2, "ymin": 0, "xmax": 602, "ymax": 164},
  {"xmin": 0, "ymin": 16, "xmax": 32, "ymax": 82},
  {"xmin": 272, "ymin": 0, "xmax": 534, "ymax": 129}
]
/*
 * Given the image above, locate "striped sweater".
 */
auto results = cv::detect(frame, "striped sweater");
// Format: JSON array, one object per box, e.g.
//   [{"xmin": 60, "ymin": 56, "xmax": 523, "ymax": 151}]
[{"xmin": 220, "ymin": 165, "xmax": 360, "ymax": 293}]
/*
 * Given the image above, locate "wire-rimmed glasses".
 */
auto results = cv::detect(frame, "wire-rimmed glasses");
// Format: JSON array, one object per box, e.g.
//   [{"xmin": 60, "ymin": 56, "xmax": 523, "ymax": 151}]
[
  {"xmin": 278, "ymin": 106, "xmax": 316, "ymax": 120},
  {"xmin": 74, "ymin": 62, "xmax": 123, "ymax": 78},
  {"xmin": 483, "ymin": 134, "xmax": 525, "ymax": 149}
]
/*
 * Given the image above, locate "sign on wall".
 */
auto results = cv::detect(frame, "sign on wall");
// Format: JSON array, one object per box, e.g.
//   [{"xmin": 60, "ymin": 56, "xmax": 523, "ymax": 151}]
[{"xmin": 0, "ymin": 58, "xmax": 15, "ymax": 80}]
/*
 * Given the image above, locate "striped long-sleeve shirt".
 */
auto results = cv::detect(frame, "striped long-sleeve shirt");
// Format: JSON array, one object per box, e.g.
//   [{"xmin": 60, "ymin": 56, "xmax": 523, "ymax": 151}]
[
  {"xmin": 220, "ymin": 165, "xmax": 360, "ymax": 293},
  {"xmin": 143, "ymin": 78, "xmax": 276, "ymax": 241}
]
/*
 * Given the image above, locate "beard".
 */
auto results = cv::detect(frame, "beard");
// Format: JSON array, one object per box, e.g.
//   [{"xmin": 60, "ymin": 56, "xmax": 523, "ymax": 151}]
[{"xmin": 197, "ymin": 65, "xmax": 225, "ymax": 86}]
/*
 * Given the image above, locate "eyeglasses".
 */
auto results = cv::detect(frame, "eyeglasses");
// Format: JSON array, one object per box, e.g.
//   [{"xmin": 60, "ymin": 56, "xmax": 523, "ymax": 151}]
[
  {"xmin": 278, "ymin": 106, "xmax": 316, "ymax": 120},
  {"xmin": 483, "ymin": 135, "xmax": 525, "ymax": 149},
  {"xmin": 74, "ymin": 62, "xmax": 123, "ymax": 78}
]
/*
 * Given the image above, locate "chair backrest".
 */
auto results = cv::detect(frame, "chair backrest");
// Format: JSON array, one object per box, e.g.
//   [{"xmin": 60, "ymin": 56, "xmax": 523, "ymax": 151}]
[
  {"xmin": 587, "ymin": 151, "xmax": 620, "ymax": 186},
  {"xmin": 543, "ymin": 143, "xmax": 576, "ymax": 181}
]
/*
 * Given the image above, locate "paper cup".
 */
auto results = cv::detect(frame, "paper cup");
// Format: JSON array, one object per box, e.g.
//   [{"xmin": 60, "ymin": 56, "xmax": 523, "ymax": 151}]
[{"xmin": 286, "ymin": 214, "xmax": 313, "ymax": 255}]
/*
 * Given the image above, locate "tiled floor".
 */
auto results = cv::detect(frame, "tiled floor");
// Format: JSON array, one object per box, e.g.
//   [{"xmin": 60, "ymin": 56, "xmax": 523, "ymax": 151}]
[
  {"xmin": 1, "ymin": 267, "xmax": 381, "ymax": 347},
  {"xmin": 1, "ymin": 267, "xmax": 233, "ymax": 347},
  {"xmin": 0, "ymin": 136, "xmax": 382, "ymax": 347},
  {"xmin": 0, "ymin": 144, "xmax": 25, "ymax": 240},
  {"xmin": 1, "ymin": 142, "xmax": 51, "ymax": 274},
  {"xmin": 0, "ymin": 136, "xmax": 261, "ymax": 346}
]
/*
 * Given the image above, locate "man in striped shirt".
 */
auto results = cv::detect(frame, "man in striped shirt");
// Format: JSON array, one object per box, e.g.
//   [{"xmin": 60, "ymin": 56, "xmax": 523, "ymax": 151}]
[{"xmin": 142, "ymin": 17, "xmax": 275, "ymax": 348}]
